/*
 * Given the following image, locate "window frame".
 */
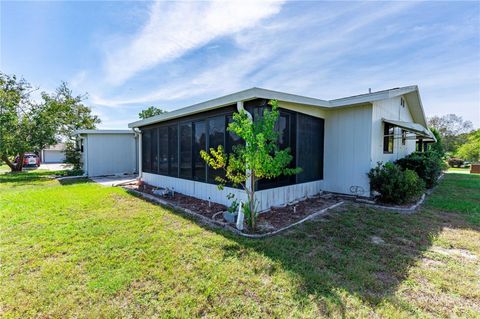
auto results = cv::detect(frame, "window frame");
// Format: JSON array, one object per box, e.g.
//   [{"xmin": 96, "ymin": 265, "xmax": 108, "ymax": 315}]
[{"xmin": 383, "ymin": 123, "xmax": 395, "ymax": 154}]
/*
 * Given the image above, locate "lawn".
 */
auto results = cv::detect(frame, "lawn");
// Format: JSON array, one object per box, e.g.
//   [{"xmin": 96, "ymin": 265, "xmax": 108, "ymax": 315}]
[{"xmin": 0, "ymin": 171, "xmax": 479, "ymax": 318}]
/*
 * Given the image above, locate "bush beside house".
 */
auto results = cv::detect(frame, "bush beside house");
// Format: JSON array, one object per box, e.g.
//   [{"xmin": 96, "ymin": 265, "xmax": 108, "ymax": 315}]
[
  {"xmin": 395, "ymin": 151, "xmax": 444, "ymax": 188},
  {"xmin": 368, "ymin": 162, "xmax": 425, "ymax": 204},
  {"xmin": 369, "ymin": 151, "xmax": 445, "ymax": 204}
]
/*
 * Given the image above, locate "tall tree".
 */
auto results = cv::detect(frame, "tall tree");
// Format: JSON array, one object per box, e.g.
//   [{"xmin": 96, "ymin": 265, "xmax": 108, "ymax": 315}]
[
  {"xmin": 41, "ymin": 82, "xmax": 101, "ymax": 168},
  {"xmin": 428, "ymin": 114, "xmax": 474, "ymax": 153},
  {"xmin": 0, "ymin": 73, "xmax": 100, "ymax": 171},
  {"xmin": 0, "ymin": 73, "xmax": 56, "ymax": 171},
  {"xmin": 456, "ymin": 129, "xmax": 480, "ymax": 163},
  {"xmin": 139, "ymin": 106, "xmax": 166, "ymax": 119},
  {"xmin": 201, "ymin": 100, "xmax": 301, "ymax": 230}
]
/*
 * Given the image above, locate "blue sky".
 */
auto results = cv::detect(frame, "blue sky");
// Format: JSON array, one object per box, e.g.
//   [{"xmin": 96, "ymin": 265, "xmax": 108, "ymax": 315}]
[{"xmin": 1, "ymin": 1, "xmax": 479, "ymax": 128}]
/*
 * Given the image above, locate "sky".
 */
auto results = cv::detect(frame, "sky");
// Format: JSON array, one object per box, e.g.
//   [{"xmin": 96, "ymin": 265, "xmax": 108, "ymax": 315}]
[{"xmin": 1, "ymin": 1, "xmax": 479, "ymax": 129}]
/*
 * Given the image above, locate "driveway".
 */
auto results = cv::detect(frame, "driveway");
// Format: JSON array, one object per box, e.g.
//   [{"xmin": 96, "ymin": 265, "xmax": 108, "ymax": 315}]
[{"xmin": 38, "ymin": 163, "xmax": 73, "ymax": 171}]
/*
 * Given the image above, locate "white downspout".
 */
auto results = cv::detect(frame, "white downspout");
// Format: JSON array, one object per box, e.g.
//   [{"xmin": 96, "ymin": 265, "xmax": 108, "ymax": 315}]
[
  {"xmin": 236, "ymin": 101, "xmax": 252, "ymax": 231},
  {"xmin": 133, "ymin": 128, "xmax": 142, "ymax": 180},
  {"xmin": 83, "ymin": 135, "xmax": 88, "ymax": 177}
]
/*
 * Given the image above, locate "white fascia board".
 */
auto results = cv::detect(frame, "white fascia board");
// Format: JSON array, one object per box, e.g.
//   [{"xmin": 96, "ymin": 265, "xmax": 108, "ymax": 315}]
[
  {"xmin": 127, "ymin": 85, "xmax": 427, "ymax": 129},
  {"xmin": 329, "ymin": 86, "xmax": 418, "ymax": 107},
  {"xmin": 74, "ymin": 129, "xmax": 135, "ymax": 135},
  {"xmin": 128, "ymin": 87, "xmax": 330, "ymax": 128}
]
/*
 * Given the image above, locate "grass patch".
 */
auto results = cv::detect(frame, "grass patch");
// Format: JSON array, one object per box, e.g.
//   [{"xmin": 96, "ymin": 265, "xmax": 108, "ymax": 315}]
[
  {"xmin": 425, "ymin": 173, "xmax": 480, "ymax": 225},
  {"xmin": 0, "ymin": 171, "xmax": 479, "ymax": 318}
]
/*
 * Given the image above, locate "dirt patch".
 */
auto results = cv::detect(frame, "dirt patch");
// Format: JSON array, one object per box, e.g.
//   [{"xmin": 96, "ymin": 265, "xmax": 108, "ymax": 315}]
[
  {"xmin": 126, "ymin": 183, "xmax": 342, "ymax": 235},
  {"xmin": 254, "ymin": 195, "xmax": 340, "ymax": 233},
  {"xmin": 431, "ymin": 246, "xmax": 478, "ymax": 260},
  {"xmin": 134, "ymin": 183, "xmax": 226, "ymax": 219}
]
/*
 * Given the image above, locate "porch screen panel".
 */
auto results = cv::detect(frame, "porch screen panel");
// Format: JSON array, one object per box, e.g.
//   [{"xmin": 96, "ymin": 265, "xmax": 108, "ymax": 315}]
[
  {"xmin": 193, "ymin": 120, "xmax": 206, "ymax": 181},
  {"xmin": 208, "ymin": 116, "xmax": 225, "ymax": 183},
  {"xmin": 226, "ymin": 115, "xmax": 243, "ymax": 153},
  {"xmin": 296, "ymin": 114, "xmax": 324, "ymax": 183},
  {"xmin": 142, "ymin": 129, "xmax": 151, "ymax": 172},
  {"xmin": 168, "ymin": 125, "xmax": 178, "ymax": 177},
  {"xmin": 179, "ymin": 123, "xmax": 192, "ymax": 179},
  {"xmin": 151, "ymin": 128, "xmax": 158, "ymax": 172},
  {"xmin": 158, "ymin": 126, "xmax": 168, "ymax": 174},
  {"xmin": 257, "ymin": 112, "xmax": 294, "ymax": 190}
]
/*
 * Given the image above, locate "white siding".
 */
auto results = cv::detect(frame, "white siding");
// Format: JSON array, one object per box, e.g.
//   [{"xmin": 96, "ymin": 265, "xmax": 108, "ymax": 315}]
[
  {"xmin": 255, "ymin": 180, "xmax": 324, "ymax": 211},
  {"xmin": 142, "ymin": 172, "xmax": 247, "ymax": 207},
  {"xmin": 371, "ymin": 97, "xmax": 417, "ymax": 164},
  {"xmin": 323, "ymin": 105, "xmax": 373, "ymax": 196},
  {"xmin": 85, "ymin": 133, "xmax": 138, "ymax": 177},
  {"xmin": 143, "ymin": 173, "xmax": 323, "ymax": 211}
]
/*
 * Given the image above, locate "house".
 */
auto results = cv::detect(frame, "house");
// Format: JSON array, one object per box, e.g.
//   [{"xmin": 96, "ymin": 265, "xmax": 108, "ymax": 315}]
[
  {"xmin": 75, "ymin": 130, "xmax": 139, "ymax": 177},
  {"xmin": 128, "ymin": 86, "xmax": 435, "ymax": 211},
  {"xmin": 41, "ymin": 143, "xmax": 66, "ymax": 163}
]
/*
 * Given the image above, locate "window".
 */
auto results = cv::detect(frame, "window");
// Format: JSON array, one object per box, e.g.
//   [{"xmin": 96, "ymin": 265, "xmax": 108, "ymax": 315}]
[
  {"xmin": 193, "ymin": 120, "xmax": 206, "ymax": 181},
  {"xmin": 179, "ymin": 123, "xmax": 192, "ymax": 179},
  {"xmin": 140, "ymin": 103, "xmax": 326, "ymax": 190},
  {"xmin": 383, "ymin": 123, "xmax": 394, "ymax": 153},
  {"xmin": 208, "ymin": 116, "xmax": 226, "ymax": 183},
  {"xmin": 151, "ymin": 128, "xmax": 158, "ymax": 172},
  {"xmin": 296, "ymin": 114, "xmax": 324, "ymax": 183},
  {"xmin": 257, "ymin": 111, "xmax": 295, "ymax": 190},
  {"xmin": 401, "ymin": 129, "xmax": 407, "ymax": 146},
  {"xmin": 142, "ymin": 129, "xmax": 151, "ymax": 172},
  {"xmin": 168, "ymin": 125, "xmax": 178, "ymax": 176},
  {"xmin": 158, "ymin": 127, "xmax": 168, "ymax": 174},
  {"xmin": 226, "ymin": 115, "xmax": 243, "ymax": 154}
]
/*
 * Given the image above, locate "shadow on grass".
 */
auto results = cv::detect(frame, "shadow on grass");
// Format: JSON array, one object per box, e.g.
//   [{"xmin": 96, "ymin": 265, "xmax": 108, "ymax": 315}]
[
  {"xmin": 0, "ymin": 170, "xmax": 87, "ymax": 186},
  {"xmin": 125, "ymin": 173, "xmax": 480, "ymax": 314},
  {"xmin": 0, "ymin": 170, "xmax": 57, "ymax": 184}
]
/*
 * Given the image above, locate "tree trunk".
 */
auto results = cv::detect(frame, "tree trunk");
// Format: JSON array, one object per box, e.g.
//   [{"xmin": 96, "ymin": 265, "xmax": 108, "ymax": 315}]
[{"xmin": 1, "ymin": 154, "xmax": 23, "ymax": 172}]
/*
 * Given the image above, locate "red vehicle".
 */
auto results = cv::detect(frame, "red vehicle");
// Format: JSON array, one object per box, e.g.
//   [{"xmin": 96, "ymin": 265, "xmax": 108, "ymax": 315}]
[{"xmin": 15, "ymin": 153, "xmax": 41, "ymax": 167}]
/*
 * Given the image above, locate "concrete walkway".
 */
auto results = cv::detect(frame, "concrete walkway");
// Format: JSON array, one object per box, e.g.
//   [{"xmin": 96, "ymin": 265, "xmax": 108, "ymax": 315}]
[{"xmin": 90, "ymin": 175, "xmax": 138, "ymax": 187}]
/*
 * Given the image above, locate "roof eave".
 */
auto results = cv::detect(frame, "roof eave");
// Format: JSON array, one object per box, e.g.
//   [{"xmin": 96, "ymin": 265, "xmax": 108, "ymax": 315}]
[{"xmin": 128, "ymin": 87, "xmax": 330, "ymax": 128}]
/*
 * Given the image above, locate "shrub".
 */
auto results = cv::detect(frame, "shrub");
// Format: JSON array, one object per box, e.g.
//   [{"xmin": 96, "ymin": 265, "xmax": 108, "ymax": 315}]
[
  {"xmin": 368, "ymin": 162, "xmax": 425, "ymax": 204},
  {"xmin": 396, "ymin": 151, "xmax": 444, "ymax": 188}
]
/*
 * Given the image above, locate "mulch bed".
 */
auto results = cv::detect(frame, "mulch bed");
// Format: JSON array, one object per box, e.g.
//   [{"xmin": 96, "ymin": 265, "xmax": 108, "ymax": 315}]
[{"xmin": 126, "ymin": 182, "xmax": 342, "ymax": 234}]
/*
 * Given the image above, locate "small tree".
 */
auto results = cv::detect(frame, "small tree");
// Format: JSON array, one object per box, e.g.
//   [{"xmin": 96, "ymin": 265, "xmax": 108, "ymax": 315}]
[
  {"xmin": 139, "ymin": 106, "xmax": 166, "ymax": 119},
  {"xmin": 201, "ymin": 100, "xmax": 301, "ymax": 230}
]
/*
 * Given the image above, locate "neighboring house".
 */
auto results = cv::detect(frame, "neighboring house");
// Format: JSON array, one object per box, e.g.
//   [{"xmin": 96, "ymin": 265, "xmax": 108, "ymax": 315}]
[
  {"xmin": 41, "ymin": 143, "xmax": 66, "ymax": 163},
  {"xmin": 75, "ymin": 130, "xmax": 139, "ymax": 177},
  {"xmin": 128, "ymin": 86, "xmax": 435, "ymax": 211}
]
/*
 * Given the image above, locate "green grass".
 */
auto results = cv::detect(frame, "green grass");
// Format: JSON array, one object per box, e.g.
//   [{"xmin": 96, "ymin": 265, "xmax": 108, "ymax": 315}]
[
  {"xmin": 1, "ymin": 170, "xmax": 479, "ymax": 318},
  {"xmin": 426, "ymin": 173, "xmax": 480, "ymax": 225},
  {"xmin": 447, "ymin": 167, "xmax": 473, "ymax": 174}
]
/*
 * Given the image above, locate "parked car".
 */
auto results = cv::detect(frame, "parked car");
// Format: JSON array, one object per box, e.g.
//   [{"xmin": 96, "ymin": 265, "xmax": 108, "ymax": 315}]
[{"xmin": 15, "ymin": 153, "xmax": 40, "ymax": 167}]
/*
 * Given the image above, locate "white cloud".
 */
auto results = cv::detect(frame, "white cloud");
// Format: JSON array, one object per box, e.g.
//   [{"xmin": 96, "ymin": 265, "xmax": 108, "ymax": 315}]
[
  {"xmin": 87, "ymin": 1, "xmax": 479, "ymax": 129},
  {"xmin": 104, "ymin": 1, "xmax": 284, "ymax": 85}
]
